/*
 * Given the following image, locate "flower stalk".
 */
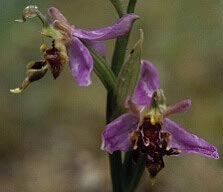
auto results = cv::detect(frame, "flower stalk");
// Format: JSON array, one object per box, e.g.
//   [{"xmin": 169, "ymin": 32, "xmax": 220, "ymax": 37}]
[
  {"xmin": 109, "ymin": 0, "xmax": 125, "ymax": 17},
  {"xmin": 111, "ymin": 0, "xmax": 138, "ymax": 76},
  {"xmin": 107, "ymin": 1, "xmax": 139, "ymax": 192}
]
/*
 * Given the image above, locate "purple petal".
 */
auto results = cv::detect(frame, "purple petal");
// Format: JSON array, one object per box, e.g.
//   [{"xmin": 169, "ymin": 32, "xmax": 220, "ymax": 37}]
[
  {"xmin": 67, "ymin": 37, "xmax": 93, "ymax": 86},
  {"xmin": 163, "ymin": 118, "xmax": 219, "ymax": 159},
  {"xmin": 101, "ymin": 113, "xmax": 139, "ymax": 154},
  {"xmin": 125, "ymin": 96, "xmax": 142, "ymax": 118},
  {"xmin": 164, "ymin": 99, "xmax": 192, "ymax": 117},
  {"xmin": 72, "ymin": 14, "xmax": 139, "ymax": 41},
  {"xmin": 84, "ymin": 40, "xmax": 106, "ymax": 58},
  {"xmin": 133, "ymin": 60, "xmax": 160, "ymax": 106}
]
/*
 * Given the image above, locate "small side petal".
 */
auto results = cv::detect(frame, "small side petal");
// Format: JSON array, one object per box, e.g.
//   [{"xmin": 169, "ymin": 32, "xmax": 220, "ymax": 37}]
[
  {"xmin": 67, "ymin": 37, "xmax": 93, "ymax": 86},
  {"xmin": 101, "ymin": 113, "xmax": 139, "ymax": 154},
  {"xmin": 73, "ymin": 14, "xmax": 139, "ymax": 41},
  {"xmin": 164, "ymin": 99, "xmax": 192, "ymax": 117},
  {"xmin": 163, "ymin": 118, "xmax": 219, "ymax": 159},
  {"xmin": 133, "ymin": 60, "xmax": 160, "ymax": 106}
]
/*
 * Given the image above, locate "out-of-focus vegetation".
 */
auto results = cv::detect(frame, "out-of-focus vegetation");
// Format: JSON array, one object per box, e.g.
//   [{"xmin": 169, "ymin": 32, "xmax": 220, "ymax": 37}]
[{"xmin": 0, "ymin": 0, "xmax": 223, "ymax": 191}]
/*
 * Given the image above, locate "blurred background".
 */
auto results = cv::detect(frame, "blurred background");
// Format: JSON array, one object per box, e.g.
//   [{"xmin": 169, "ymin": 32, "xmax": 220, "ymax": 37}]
[{"xmin": 1, "ymin": 0, "xmax": 223, "ymax": 191}]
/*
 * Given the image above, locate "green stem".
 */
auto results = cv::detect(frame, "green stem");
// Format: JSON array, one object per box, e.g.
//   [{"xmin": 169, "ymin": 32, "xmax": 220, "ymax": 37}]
[
  {"xmin": 111, "ymin": 0, "xmax": 138, "ymax": 76},
  {"xmin": 111, "ymin": 1, "xmax": 146, "ymax": 191},
  {"xmin": 109, "ymin": 151, "xmax": 122, "ymax": 192},
  {"xmin": 109, "ymin": 0, "xmax": 125, "ymax": 17},
  {"xmin": 106, "ymin": 89, "xmax": 122, "ymax": 192},
  {"xmin": 122, "ymin": 151, "xmax": 146, "ymax": 192},
  {"xmin": 86, "ymin": 42, "xmax": 122, "ymax": 192},
  {"xmin": 121, "ymin": 151, "xmax": 134, "ymax": 189},
  {"xmin": 127, "ymin": 0, "xmax": 137, "ymax": 13},
  {"xmin": 126, "ymin": 155, "xmax": 145, "ymax": 192},
  {"xmin": 107, "ymin": 1, "xmax": 138, "ymax": 192}
]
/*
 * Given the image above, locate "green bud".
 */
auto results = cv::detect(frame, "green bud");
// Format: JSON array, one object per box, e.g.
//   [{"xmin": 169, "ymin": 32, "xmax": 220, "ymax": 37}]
[
  {"xmin": 15, "ymin": 5, "xmax": 48, "ymax": 27},
  {"xmin": 10, "ymin": 60, "xmax": 48, "ymax": 94}
]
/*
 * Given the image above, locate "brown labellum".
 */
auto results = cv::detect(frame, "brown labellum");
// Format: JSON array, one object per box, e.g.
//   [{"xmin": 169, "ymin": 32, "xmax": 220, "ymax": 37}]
[
  {"xmin": 130, "ymin": 117, "xmax": 179, "ymax": 177},
  {"xmin": 44, "ymin": 41, "xmax": 66, "ymax": 79}
]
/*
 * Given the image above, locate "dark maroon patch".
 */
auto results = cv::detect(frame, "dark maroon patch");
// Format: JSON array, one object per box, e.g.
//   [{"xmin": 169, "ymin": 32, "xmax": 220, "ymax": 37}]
[
  {"xmin": 44, "ymin": 41, "xmax": 65, "ymax": 79},
  {"xmin": 130, "ymin": 117, "xmax": 179, "ymax": 177},
  {"xmin": 30, "ymin": 60, "xmax": 46, "ymax": 70},
  {"xmin": 28, "ymin": 60, "xmax": 47, "ymax": 82}
]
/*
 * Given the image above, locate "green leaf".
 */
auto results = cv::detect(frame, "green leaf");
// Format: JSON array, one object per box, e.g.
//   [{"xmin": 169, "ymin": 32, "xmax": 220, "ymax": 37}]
[
  {"xmin": 113, "ymin": 29, "xmax": 144, "ymax": 115},
  {"xmin": 111, "ymin": 0, "xmax": 138, "ymax": 77}
]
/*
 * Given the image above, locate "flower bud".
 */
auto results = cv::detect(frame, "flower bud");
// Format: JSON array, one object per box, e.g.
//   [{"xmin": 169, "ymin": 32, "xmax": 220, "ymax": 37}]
[{"xmin": 10, "ymin": 60, "xmax": 48, "ymax": 93}]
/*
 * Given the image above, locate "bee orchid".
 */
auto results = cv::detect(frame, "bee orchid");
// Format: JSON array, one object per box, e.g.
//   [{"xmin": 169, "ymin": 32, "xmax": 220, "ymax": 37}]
[
  {"xmin": 11, "ymin": 6, "xmax": 139, "ymax": 93},
  {"xmin": 101, "ymin": 60, "xmax": 219, "ymax": 177}
]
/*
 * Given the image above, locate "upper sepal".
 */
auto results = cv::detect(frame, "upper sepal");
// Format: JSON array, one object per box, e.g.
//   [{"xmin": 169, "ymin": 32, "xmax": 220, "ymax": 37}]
[
  {"xmin": 72, "ymin": 13, "xmax": 139, "ymax": 41},
  {"xmin": 133, "ymin": 60, "xmax": 160, "ymax": 106}
]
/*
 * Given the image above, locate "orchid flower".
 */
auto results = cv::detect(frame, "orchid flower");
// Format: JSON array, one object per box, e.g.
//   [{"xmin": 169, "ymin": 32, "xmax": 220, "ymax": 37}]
[
  {"xmin": 11, "ymin": 6, "xmax": 139, "ymax": 93},
  {"xmin": 101, "ymin": 60, "xmax": 219, "ymax": 177}
]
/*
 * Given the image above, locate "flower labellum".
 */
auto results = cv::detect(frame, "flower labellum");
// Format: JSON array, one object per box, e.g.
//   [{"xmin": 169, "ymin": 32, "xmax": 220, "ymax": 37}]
[
  {"xmin": 43, "ymin": 40, "xmax": 67, "ymax": 79},
  {"xmin": 130, "ymin": 90, "xmax": 180, "ymax": 177},
  {"xmin": 101, "ymin": 60, "xmax": 219, "ymax": 177}
]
